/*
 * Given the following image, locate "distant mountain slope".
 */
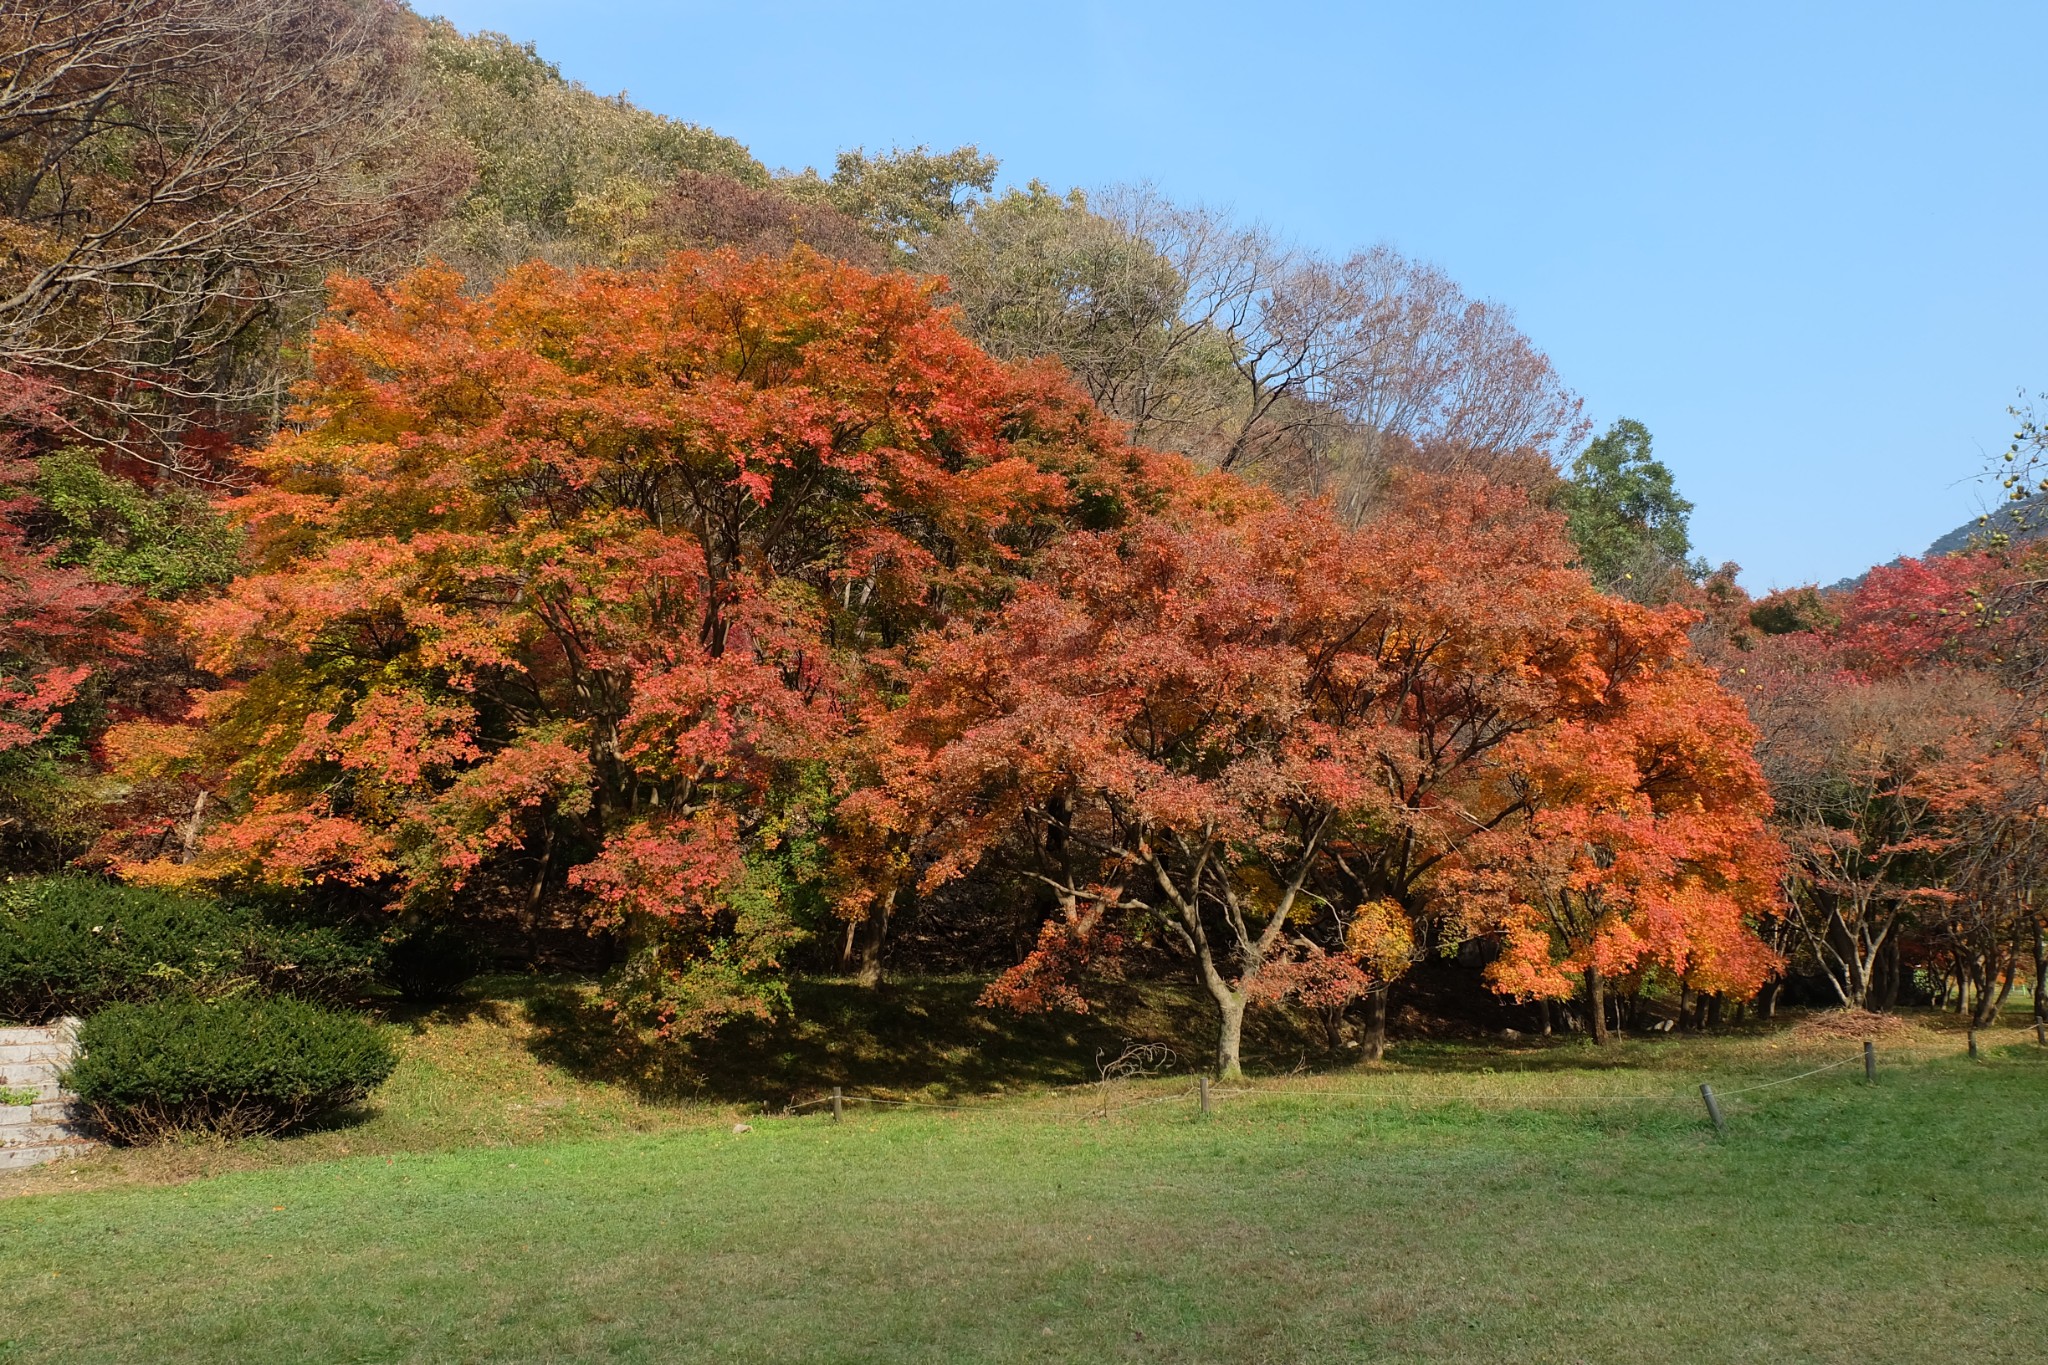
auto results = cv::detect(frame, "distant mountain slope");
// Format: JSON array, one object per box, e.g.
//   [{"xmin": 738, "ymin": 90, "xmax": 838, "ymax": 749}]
[
  {"xmin": 1921, "ymin": 493, "xmax": 2047, "ymax": 558},
  {"xmin": 1825, "ymin": 494, "xmax": 2044, "ymax": 593}
]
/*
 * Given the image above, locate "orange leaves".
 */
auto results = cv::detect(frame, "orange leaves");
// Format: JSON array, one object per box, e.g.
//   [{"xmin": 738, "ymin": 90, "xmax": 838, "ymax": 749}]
[
  {"xmin": 894, "ymin": 466, "xmax": 1785, "ymax": 1018},
  {"xmin": 1474, "ymin": 660, "xmax": 1787, "ymax": 999},
  {"xmin": 153, "ymin": 245, "xmax": 1182, "ymax": 1023},
  {"xmin": 1344, "ymin": 899, "xmax": 1417, "ymax": 982}
]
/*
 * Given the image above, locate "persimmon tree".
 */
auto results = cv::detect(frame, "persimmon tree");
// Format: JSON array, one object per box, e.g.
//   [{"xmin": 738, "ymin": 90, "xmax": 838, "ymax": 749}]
[{"xmin": 118, "ymin": 247, "xmax": 1174, "ymax": 1029}]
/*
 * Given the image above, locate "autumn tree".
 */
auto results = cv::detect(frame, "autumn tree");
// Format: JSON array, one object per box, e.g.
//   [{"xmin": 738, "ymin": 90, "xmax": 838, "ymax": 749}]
[
  {"xmin": 0, "ymin": 379, "xmax": 140, "ymax": 867},
  {"xmin": 1748, "ymin": 652, "xmax": 1993, "ymax": 1009},
  {"xmin": 887, "ymin": 496, "xmax": 1380, "ymax": 1077},
  {"xmin": 892, "ymin": 473, "xmax": 1784, "ymax": 1070},
  {"xmin": 0, "ymin": 0, "xmax": 462, "ymax": 458},
  {"xmin": 1463, "ymin": 654, "xmax": 1786, "ymax": 1042},
  {"xmin": 1929, "ymin": 734, "xmax": 2046, "ymax": 1027},
  {"xmin": 116, "ymin": 248, "xmax": 1173, "ymax": 1029},
  {"xmin": 1731, "ymin": 543, "xmax": 2048, "ymax": 1020}
]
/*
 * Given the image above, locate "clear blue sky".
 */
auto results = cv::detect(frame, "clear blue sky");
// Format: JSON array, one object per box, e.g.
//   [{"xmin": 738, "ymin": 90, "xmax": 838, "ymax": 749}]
[{"xmin": 424, "ymin": 1, "xmax": 2047, "ymax": 590}]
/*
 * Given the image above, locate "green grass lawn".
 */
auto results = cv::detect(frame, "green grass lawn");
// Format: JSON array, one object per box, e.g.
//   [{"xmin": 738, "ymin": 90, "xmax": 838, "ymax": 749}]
[{"xmin": 0, "ymin": 1026, "xmax": 2041, "ymax": 1364}]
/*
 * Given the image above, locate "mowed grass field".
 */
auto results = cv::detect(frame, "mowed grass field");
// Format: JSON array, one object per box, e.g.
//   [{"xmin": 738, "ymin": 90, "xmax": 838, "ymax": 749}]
[{"xmin": 0, "ymin": 988, "xmax": 2042, "ymax": 1364}]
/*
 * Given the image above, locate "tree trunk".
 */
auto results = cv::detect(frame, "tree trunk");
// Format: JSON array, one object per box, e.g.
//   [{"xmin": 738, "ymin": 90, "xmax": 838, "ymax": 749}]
[
  {"xmin": 520, "ymin": 822, "xmax": 556, "ymax": 958},
  {"xmin": 1538, "ymin": 997, "xmax": 1553, "ymax": 1037},
  {"xmin": 1362, "ymin": 987, "xmax": 1388, "ymax": 1062},
  {"xmin": 854, "ymin": 892, "xmax": 892, "ymax": 988},
  {"xmin": 1320, "ymin": 1003, "xmax": 1348, "ymax": 1053},
  {"xmin": 175, "ymin": 789, "xmax": 209, "ymax": 864},
  {"xmin": 1705, "ymin": 994, "xmax": 1724, "ymax": 1030},
  {"xmin": 1975, "ymin": 963, "xmax": 2015, "ymax": 1029},
  {"xmin": 1216, "ymin": 995, "xmax": 1247, "ymax": 1080},
  {"xmin": 1872, "ymin": 936, "xmax": 1903, "ymax": 1011},
  {"xmin": 1585, "ymin": 966, "xmax": 1609, "ymax": 1045},
  {"xmin": 2033, "ymin": 928, "xmax": 2046, "ymax": 1031},
  {"xmin": 1756, "ymin": 979, "xmax": 1781, "ymax": 1020}
]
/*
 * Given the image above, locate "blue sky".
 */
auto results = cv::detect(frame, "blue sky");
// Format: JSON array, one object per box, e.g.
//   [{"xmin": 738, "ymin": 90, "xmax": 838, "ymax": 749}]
[{"xmin": 424, "ymin": 1, "xmax": 2047, "ymax": 589}]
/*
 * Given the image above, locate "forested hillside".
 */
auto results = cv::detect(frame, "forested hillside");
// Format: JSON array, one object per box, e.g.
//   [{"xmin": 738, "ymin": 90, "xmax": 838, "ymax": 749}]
[{"xmin": 3, "ymin": 0, "xmax": 2041, "ymax": 1079}]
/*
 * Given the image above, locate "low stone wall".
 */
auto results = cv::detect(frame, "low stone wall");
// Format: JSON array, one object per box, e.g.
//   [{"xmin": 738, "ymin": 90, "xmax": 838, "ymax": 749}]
[{"xmin": 0, "ymin": 1019, "xmax": 96, "ymax": 1170}]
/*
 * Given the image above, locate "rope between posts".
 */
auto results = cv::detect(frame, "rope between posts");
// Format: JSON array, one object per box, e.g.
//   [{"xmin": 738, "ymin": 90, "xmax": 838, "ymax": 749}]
[
  {"xmin": 1709, "ymin": 1054, "xmax": 1860, "ymax": 1097},
  {"xmin": 785, "ymin": 1048, "xmax": 1884, "ymax": 1120},
  {"xmin": 1214, "ymin": 1085, "xmax": 1684, "ymax": 1104},
  {"xmin": 1220, "ymin": 1051, "xmax": 1871, "ymax": 1108}
]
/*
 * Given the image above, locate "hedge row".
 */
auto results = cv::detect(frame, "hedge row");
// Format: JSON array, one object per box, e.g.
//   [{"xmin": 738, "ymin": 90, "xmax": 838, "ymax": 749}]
[
  {"xmin": 0, "ymin": 876, "xmax": 489, "ymax": 1023},
  {"xmin": 0, "ymin": 877, "xmax": 490, "ymax": 1143},
  {"xmin": 67, "ymin": 997, "xmax": 397, "ymax": 1142},
  {"xmin": 0, "ymin": 876, "xmax": 376, "ymax": 1023}
]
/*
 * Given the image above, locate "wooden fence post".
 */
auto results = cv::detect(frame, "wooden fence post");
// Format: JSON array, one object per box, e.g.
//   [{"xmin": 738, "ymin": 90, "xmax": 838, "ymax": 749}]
[
  {"xmin": 1198, "ymin": 1075, "xmax": 1211, "ymax": 1116},
  {"xmin": 1967, "ymin": 1029, "xmax": 1980, "ymax": 1060},
  {"xmin": 1699, "ymin": 1083, "xmax": 1726, "ymax": 1135},
  {"xmin": 831, "ymin": 1086, "xmax": 843, "ymax": 1122},
  {"xmin": 1863, "ymin": 1040, "xmax": 1876, "ymax": 1083}
]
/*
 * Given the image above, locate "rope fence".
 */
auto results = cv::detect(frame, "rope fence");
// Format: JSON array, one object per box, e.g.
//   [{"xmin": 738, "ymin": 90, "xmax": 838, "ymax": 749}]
[{"xmin": 778, "ymin": 1034, "xmax": 1969, "ymax": 1134}]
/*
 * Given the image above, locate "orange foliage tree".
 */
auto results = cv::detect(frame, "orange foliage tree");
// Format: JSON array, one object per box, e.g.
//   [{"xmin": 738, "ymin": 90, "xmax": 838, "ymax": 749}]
[
  {"xmin": 1460, "ymin": 655, "xmax": 1786, "ymax": 1041},
  {"xmin": 118, "ymin": 248, "xmax": 1176, "ymax": 1029},
  {"xmin": 889, "ymin": 473, "xmax": 1785, "ymax": 1069}
]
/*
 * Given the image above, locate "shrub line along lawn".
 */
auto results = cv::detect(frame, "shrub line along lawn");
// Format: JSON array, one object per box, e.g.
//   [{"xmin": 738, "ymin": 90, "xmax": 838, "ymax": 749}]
[{"xmin": 0, "ymin": 1011, "xmax": 2042, "ymax": 1365}]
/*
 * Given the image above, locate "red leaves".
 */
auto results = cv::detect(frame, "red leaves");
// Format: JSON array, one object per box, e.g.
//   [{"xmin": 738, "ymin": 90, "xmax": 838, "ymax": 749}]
[
  {"xmin": 0, "ymin": 664, "xmax": 89, "ymax": 753},
  {"xmin": 1833, "ymin": 554, "xmax": 1993, "ymax": 675},
  {"xmin": 0, "ymin": 377, "xmax": 139, "ymax": 755},
  {"xmin": 571, "ymin": 807, "xmax": 745, "ymax": 929},
  {"xmin": 899, "ymin": 470, "xmax": 1787, "ymax": 1016},
  {"xmin": 139, "ymin": 247, "xmax": 1176, "ymax": 1022}
]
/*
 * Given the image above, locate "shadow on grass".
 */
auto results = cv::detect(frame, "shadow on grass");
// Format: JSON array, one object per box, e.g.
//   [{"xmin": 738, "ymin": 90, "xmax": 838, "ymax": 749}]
[
  {"xmin": 373, "ymin": 993, "xmax": 517, "ymax": 1036},
  {"xmin": 516, "ymin": 974, "xmax": 1344, "ymax": 1105},
  {"xmin": 489, "ymin": 970, "xmax": 1836, "ymax": 1106}
]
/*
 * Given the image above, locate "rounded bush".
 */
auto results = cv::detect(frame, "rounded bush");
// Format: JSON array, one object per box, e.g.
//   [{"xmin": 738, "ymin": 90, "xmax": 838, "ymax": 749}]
[
  {"xmin": 0, "ymin": 876, "xmax": 376, "ymax": 1022},
  {"xmin": 66, "ymin": 997, "xmax": 397, "ymax": 1143},
  {"xmin": 381, "ymin": 922, "xmax": 488, "ymax": 1003}
]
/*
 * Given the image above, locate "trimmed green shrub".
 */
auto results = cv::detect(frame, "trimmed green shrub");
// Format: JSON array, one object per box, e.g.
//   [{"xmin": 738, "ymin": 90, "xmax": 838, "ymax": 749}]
[
  {"xmin": 66, "ymin": 997, "xmax": 396, "ymax": 1142},
  {"xmin": 0, "ymin": 876, "xmax": 378, "ymax": 1023},
  {"xmin": 380, "ymin": 922, "xmax": 489, "ymax": 1003}
]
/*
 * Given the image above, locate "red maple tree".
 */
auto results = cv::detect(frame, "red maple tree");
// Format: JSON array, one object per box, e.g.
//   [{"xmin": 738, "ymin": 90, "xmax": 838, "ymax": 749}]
[{"xmin": 116, "ymin": 248, "xmax": 1179, "ymax": 1028}]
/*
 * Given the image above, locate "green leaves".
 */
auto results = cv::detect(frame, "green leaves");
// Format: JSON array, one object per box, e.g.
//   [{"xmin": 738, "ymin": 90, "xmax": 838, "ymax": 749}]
[
  {"xmin": 30, "ymin": 450, "xmax": 241, "ymax": 598},
  {"xmin": 1560, "ymin": 418, "xmax": 1701, "ymax": 600}
]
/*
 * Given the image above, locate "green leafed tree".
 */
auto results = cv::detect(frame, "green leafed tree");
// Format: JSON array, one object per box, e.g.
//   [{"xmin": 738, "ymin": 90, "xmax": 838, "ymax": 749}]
[
  {"xmin": 421, "ymin": 22, "xmax": 768, "ymax": 273},
  {"xmin": 30, "ymin": 452, "xmax": 241, "ymax": 599},
  {"xmin": 783, "ymin": 145, "xmax": 999, "ymax": 256},
  {"xmin": 1560, "ymin": 418, "xmax": 1700, "ymax": 599},
  {"xmin": 919, "ymin": 183, "xmax": 1188, "ymax": 412}
]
